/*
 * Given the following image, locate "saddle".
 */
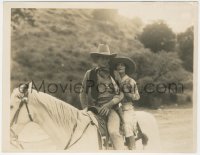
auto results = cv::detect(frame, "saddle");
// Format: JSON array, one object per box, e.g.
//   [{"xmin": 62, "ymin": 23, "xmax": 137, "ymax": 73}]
[
  {"xmin": 87, "ymin": 106, "xmax": 149, "ymax": 149},
  {"xmin": 87, "ymin": 106, "xmax": 110, "ymax": 149}
]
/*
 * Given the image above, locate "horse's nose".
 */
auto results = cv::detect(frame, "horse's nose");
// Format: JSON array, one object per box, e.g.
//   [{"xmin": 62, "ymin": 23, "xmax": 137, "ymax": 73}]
[{"xmin": 10, "ymin": 105, "xmax": 14, "ymax": 109}]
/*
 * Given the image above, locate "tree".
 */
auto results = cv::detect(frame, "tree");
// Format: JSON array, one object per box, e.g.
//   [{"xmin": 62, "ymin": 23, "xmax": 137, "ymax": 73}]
[
  {"xmin": 130, "ymin": 50, "xmax": 192, "ymax": 108},
  {"xmin": 177, "ymin": 26, "xmax": 194, "ymax": 72},
  {"xmin": 139, "ymin": 20, "xmax": 176, "ymax": 53}
]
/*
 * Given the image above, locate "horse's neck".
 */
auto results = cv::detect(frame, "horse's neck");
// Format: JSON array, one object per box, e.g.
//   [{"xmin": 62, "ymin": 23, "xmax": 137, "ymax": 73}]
[
  {"xmin": 36, "ymin": 111, "xmax": 68, "ymax": 149},
  {"xmin": 31, "ymin": 96, "xmax": 77, "ymax": 149}
]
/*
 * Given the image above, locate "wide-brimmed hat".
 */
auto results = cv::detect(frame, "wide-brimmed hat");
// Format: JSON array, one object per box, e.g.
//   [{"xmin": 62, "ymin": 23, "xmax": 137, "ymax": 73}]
[
  {"xmin": 110, "ymin": 56, "xmax": 136, "ymax": 75},
  {"xmin": 90, "ymin": 44, "xmax": 117, "ymax": 59}
]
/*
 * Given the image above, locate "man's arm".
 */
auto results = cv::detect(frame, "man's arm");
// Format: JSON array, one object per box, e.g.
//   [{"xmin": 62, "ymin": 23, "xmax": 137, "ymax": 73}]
[
  {"xmin": 79, "ymin": 70, "xmax": 90, "ymax": 109},
  {"xmin": 98, "ymin": 76, "xmax": 124, "ymax": 116}
]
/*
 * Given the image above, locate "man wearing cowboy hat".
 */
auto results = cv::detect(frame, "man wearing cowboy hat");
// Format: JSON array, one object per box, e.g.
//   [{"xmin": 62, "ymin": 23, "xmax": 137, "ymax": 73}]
[{"xmin": 80, "ymin": 44, "xmax": 125, "ymax": 150}]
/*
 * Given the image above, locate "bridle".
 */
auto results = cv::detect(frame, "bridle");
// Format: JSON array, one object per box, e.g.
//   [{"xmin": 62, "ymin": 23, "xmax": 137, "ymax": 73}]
[
  {"xmin": 10, "ymin": 86, "xmax": 33, "ymax": 149},
  {"xmin": 10, "ymin": 92, "xmax": 33, "ymax": 127}
]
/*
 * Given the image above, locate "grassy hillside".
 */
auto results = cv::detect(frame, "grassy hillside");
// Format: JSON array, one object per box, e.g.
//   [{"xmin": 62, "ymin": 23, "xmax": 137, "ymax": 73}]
[{"xmin": 11, "ymin": 9, "xmax": 145, "ymax": 108}]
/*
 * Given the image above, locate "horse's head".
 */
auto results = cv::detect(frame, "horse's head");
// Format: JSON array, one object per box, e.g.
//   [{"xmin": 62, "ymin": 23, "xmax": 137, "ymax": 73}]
[
  {"xmin": 10, "ymin": 83, "xmax": 35, "ymax": 149},
  {"xmin": 10, "ymin": 84, "xmax": 31, "ymax": 126},
  {"xmin": 10, "ymin": 82, "xmax": 90, "ymax": 150}
]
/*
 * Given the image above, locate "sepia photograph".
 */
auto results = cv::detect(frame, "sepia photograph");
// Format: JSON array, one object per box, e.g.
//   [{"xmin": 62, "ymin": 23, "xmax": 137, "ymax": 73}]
[{"xmin": 2, "ymin": 1, "xmax": 198, "ymax": 153}]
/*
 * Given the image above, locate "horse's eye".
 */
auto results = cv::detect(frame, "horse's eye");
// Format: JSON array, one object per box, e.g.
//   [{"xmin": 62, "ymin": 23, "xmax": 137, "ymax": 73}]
[
  {"xmin": 10, "ymin": 105, "xmax": 14, "ymax": 109},
  {"xmin": 16, "ymin": 95, "xmax": 22, "ymax": 99}
]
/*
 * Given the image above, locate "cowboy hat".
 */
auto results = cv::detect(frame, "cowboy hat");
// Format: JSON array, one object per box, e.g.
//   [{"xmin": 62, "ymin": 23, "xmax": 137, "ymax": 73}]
[
  {"xmin": 90, "ymin": 44, "xmax": 117, "ymax": 59},
  {"xmin": 110, "ymin": 56, "xmax": 136, "ymax": 75}
]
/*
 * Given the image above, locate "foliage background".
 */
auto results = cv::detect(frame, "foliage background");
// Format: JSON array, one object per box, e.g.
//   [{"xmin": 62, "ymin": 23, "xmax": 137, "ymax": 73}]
[{"xmin": 11, "ymin": 9, "xmax": 194, "ymax": 109}]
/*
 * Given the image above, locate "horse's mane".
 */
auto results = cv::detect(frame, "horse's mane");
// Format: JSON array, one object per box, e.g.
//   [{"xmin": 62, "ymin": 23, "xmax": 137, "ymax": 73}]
[{"xmin": 28, "ymin": 89, "xmax": 80, "ymax": 127}]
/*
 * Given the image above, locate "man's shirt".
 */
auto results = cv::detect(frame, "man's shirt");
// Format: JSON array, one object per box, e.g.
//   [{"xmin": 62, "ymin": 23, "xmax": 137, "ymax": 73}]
[{"xmin": 80, "ymin": 68, "xmax": 123, "ymax": 109}]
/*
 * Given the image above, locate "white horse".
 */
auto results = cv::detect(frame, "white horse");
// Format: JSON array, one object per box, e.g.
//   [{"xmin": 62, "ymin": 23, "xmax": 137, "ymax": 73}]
[{"xmin": 10, "ymin": 86, "xmax": 161, "ymax": 152}]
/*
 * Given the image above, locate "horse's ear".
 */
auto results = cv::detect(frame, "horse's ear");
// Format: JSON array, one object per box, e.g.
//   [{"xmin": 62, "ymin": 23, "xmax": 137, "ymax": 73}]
[
  {"xmin": 28, "ymin": 82, "xmax": 33, "ymax": 92},
  {"xmin": 19, "ymin": 84, "xmax": 29, "ymax": 94}
]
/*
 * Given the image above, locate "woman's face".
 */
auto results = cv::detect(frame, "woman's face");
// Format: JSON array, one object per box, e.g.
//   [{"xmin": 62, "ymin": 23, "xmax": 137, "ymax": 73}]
[{"xmin": 116, "ymin": 63, "xmax": 126, "ymax": 73}]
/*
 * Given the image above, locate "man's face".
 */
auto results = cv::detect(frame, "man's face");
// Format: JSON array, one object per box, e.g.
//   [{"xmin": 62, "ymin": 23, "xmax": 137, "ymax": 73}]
[{"xmin": 95, "ymin": 56, "xmax": 110, "ymax": 68}]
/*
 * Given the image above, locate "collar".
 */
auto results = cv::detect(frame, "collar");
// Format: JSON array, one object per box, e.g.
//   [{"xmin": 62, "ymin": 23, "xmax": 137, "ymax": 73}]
[
  {"xmin": 121, "ymin": 74, "xmax": 129, "ymax": 83},
  {"xmin": 95, "ymin": 67, "xmax": 119, "ymax": 93}
]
